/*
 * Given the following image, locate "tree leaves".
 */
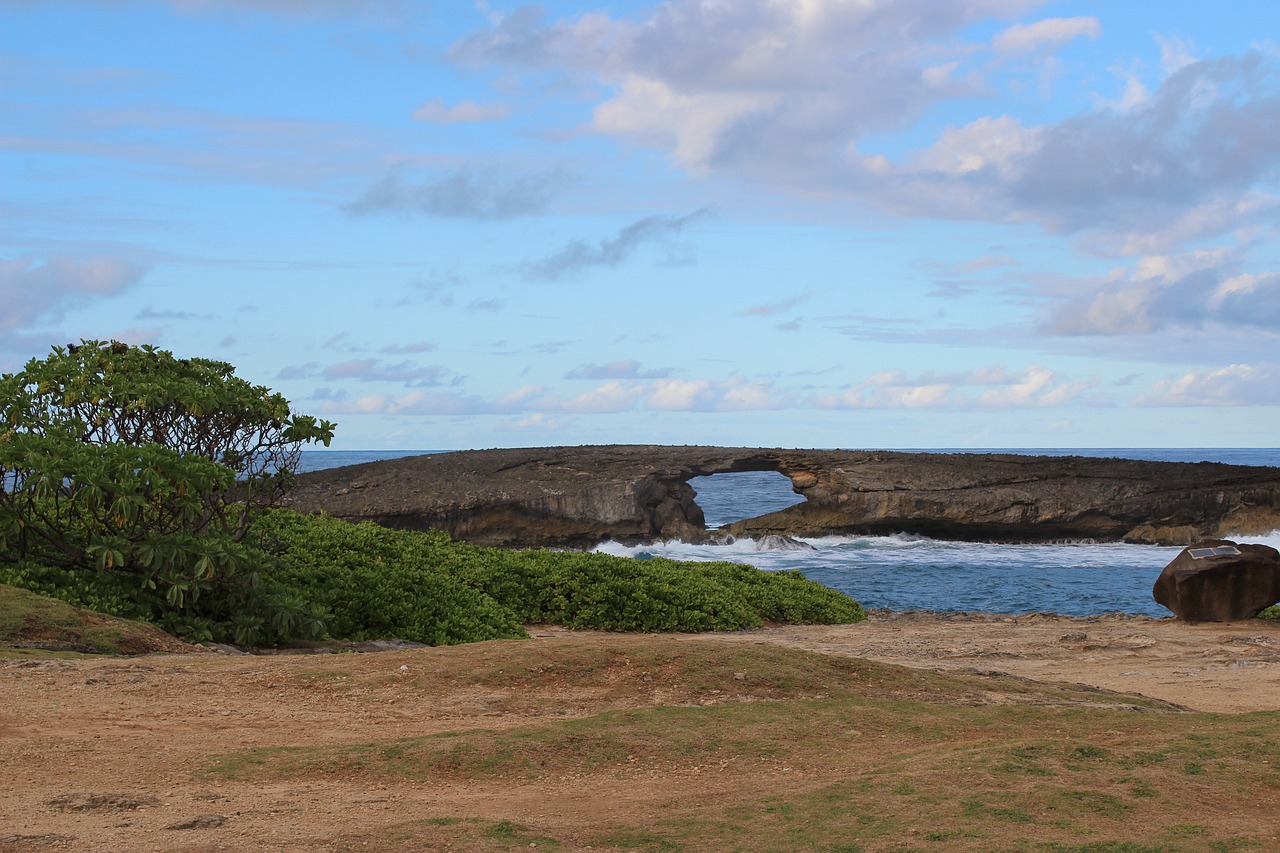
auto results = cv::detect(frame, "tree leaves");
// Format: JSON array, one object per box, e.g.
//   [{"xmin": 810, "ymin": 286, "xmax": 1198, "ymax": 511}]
[{"xmin": 0, "ymin": 340, "xmax": 336, "ymax": 643}]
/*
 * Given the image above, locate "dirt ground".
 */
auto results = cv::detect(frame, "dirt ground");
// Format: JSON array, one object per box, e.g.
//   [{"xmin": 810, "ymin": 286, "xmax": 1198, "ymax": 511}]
[
  {"xmin": 728, "ymin": 610, "xmax": 1280, "ymax": 714},
  {"xmin": 2, "ymin": 612, "xmax": 1278, "ymax": 852}
]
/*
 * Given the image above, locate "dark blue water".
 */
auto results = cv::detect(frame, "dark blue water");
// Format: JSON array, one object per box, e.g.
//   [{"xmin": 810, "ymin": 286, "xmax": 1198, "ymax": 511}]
[{"xmin": 299, "ymin": 448, "xmax": 1280, "ymax": 617}]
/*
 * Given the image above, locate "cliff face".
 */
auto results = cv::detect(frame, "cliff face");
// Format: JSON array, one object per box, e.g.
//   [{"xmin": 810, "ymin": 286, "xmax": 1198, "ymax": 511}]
[{"xmin": 283, "ymin": 446, "xmax": 1280, "ymax": 548}]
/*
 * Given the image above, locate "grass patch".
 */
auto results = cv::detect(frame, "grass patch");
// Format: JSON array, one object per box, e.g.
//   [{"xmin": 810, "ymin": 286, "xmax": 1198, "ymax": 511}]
[{"xmin": 0, "ymin": 583, "xmax": 190, "ymax": 654}]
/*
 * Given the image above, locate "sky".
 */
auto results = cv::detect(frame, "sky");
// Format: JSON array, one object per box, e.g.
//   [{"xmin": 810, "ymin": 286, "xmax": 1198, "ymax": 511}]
[{"xmin": 3, "ymin": 1, "xmax": 1279, "ymax": 451}]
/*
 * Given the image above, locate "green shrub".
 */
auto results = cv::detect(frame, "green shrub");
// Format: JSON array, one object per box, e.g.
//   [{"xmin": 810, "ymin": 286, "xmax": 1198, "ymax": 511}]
[
  {"xmin": 254, "ymin": 510, "xmax": 526, "ymax": 645},
  {"xmin": 692, "ymin": 561, "xmax": 868, "ymax": 625},
  {"xmin": 1259, "ymin": 605, "xmax": 1280, "ymax": 621},
  {"xmin": 258, "ymin": 509, "xmax": 866, "ymax": 639},
  {"xmin": 450, "ymin": 543, "xmax": 866, "ymax": 632}
]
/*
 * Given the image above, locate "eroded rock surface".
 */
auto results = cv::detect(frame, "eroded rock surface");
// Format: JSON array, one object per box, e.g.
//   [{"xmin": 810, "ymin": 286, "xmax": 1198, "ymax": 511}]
[
  {"xmin": 1153, "ymin": 540, "xmax": 1280, "ymax": 621},
  {"xmin": 283, "ymin": 446, "xmax": 1280, "ymax": 548}
]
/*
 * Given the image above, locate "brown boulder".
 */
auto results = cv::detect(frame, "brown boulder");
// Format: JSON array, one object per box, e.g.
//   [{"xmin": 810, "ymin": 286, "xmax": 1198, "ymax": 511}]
[{"xmin": 1152, "ymin": 540, "xmax": 1280, "ymax": 621}]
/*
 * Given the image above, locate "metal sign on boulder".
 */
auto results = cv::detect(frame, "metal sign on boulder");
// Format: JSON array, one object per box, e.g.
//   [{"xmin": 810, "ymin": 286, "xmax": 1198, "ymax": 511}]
[{"xmin": 1153, "ymin": 540, "xmax": 1280, "ymax": 621}]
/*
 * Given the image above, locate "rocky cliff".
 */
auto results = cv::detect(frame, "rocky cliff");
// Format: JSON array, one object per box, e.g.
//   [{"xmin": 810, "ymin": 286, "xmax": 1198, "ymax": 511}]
[{"xmin": 282, "ymin": 446, "xmax": 1280, "ymax": 548}]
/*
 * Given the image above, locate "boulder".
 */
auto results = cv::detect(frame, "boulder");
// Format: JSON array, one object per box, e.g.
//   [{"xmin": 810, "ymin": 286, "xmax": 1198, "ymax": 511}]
[{"xmin": 1153, "ymin": 540, "xmax": 1280, "ymax": 621}]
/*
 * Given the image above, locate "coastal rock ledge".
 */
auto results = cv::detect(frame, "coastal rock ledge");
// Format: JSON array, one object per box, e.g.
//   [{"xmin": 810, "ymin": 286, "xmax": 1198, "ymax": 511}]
[{"xmin": 284, "ymin": 446, "xmax": 1280, "ymax": 548}]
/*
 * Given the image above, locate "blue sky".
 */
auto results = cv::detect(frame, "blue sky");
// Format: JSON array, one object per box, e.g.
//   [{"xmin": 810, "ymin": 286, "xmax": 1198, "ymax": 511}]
[{"xmin": 3, "ymin": 1, "xmax": 1279, "ymax": 450}]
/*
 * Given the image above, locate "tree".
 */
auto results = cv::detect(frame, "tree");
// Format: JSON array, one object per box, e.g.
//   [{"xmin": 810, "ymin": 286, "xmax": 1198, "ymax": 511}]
[{"xmin": 0, "ymin": 340, "xmax": 336, "ymax": 642}]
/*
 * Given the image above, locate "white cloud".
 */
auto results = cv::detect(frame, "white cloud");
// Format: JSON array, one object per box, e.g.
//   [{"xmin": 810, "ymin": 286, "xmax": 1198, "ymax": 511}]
[
  {"xmin": 593, "ymin": 74, "xmax": 779, "ymax": 171},
  {"xmin": 561, "ymin": 380, "xmax": 647, "ymax": 413},
  {"xmin": 645, "ymin": 378, "xmax": 712, "ymax": 411},
  {"xmin": 1136, "ymin": 363, "xmax": 1280, "ymax": 406},
  {"xmin": 1041, "ymin": 249, "xmax": 1280, "ymax": 336},
  {"xmin": 457, "ymin": 5, "xmax": 1280, "ymax": 255},
  {"xmin": 1095, "ymin": 65, "xmax": 1151, "ymax": 113},
  {"xmin": 814, "ymin": 365, "xmax": 1092, "ymax": 409},
  {"xmin": 978, "ymin": 365, "xmax": 1090, "ymax": 407},
  {"xmin": 906, "ymin": 115, "xmax": 1042, "ymax": 177},
  {"xmin": 1157, "ymin": 34, "xmax": 1198, "ymax": 76},
  {"xmin": 457, "ymin": 0, "xmax": 1037, "ymax": 178},
  {"xmin": 0, "ymin": 255, "xmax": 147, "ymax": 332},
  {"xmin": 992, "ymin": 17, "xmax": 1101, "ymax": 56},
  {"xmin": 317, "ymin": 388, "xmax": 520, "ymax": 416},
  {"xmin": 312, "ymin": 373, "xmax": 792, "ymax": 417}
]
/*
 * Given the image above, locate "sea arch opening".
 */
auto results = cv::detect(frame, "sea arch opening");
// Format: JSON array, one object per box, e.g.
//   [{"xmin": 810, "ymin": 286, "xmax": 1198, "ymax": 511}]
[{"xmin": 687, "ymin": 469, "xmax": 806, "ymax": 529}]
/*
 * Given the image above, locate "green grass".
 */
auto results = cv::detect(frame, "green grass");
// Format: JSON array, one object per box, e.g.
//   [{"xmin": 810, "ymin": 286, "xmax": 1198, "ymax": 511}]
[{"xmin": 0, "ymin": 582, "xmax": 185, "ymax": 654}]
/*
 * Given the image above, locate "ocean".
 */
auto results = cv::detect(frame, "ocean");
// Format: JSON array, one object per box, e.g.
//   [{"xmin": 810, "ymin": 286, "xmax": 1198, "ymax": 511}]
[{"xmin": 297, "ymin": 448, "xmax": 1280, "ymax": 618}]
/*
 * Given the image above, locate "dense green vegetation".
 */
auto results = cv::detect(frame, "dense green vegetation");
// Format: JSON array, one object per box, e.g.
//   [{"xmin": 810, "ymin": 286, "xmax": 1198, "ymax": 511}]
[
  {"xmin": 256, "ymin": 509, "xmax": 866, "ymax": 643},
  {"xmin": 0, "ymin": 341, "xmax": 335, "ymax": 643},
  {"xmin": 1, "ymin": 341, "xmax": 865, "ymax": 647},
  {"xmin": 2, "ymin": 507, "xmax": 866, "ymax": 647}
]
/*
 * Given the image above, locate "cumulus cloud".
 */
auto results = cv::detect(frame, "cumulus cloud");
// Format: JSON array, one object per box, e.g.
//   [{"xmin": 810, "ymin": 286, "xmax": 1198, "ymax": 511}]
[
  {"xmin": 1135, "ymin": 363, "xmax": 1280, "ymax": 406},
  {"xmin": 992, "ymin": 17, "xmax": 1100, "ymax": 55},
  {"xmin": 559, "ymin": 380, "xmax": 647, "ymax": 413},
  {"xmin": 813, "ymin": 365, "xmax": 1093, "ymax": 409},
  {"xmin": 857, "ymin": 53, "xmax": 1280, "ymax": 247},
  {"xmin": 344, "ymin": 166, "xmax": 566, "ymax": 220},
  {"xmin": 0, "ymin": 255, "xmax": 148, "ymax": 332},
  {"xmin": 522, "ymin": 209, "xmax": 710, "ymax": 280},
  {"xmin": 1041, "ymin": 250, "xmax": 1280, "ymax": 336},
  {"xmin": 456, "ymin": 4, "xmax": 1280, "ymax": 253},
  {"xmin": 455, "ymin": 0, "xmax": 1040, "ymax": 174}
]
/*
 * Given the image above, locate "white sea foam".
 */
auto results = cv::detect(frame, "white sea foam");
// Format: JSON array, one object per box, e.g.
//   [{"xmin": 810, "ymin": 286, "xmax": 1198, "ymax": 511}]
[{"xmin": 595, "ymin": 534, "xmax": 1184, "ymax": 617}]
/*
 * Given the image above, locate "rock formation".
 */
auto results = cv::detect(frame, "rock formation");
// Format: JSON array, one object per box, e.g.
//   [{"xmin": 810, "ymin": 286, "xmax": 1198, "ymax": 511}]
[
  {"xmin": 283, "ymin": 446, "xmax": 1280, "ymax": 548},
  {"xmin": 1153, "ymin": 540, "xmax": 1280, "ymax": 621}
]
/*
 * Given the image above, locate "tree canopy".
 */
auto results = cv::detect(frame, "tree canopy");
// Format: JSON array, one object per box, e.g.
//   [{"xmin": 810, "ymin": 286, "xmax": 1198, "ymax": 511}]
[{"xmin": 0, "ymin": 340, "xmax": 335, "ymax": 641}]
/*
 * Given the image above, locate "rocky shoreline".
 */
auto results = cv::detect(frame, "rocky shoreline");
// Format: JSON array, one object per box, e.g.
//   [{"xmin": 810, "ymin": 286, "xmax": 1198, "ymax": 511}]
[{"xmin": 284, "ymin": 445, "xmax": 1280, "ymax": 548}]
